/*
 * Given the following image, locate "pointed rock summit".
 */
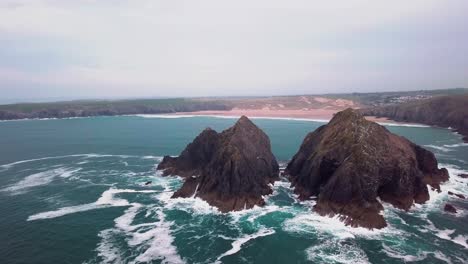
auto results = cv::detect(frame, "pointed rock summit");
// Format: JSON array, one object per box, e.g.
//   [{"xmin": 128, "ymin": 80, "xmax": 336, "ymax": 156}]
[
  {"xmin": 285, "ymin": 108, "xmax": 449, "ymax": 229},
  {"xmin": 157, "ymin": 116, "xmax": 279, "ymax": 212}
]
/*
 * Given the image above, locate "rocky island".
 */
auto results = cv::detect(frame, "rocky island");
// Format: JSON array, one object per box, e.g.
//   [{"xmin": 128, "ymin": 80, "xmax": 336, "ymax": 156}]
[
  {"xmin": 157, "ymin": 116, "xmax": 279, "ymax": 212},
  {"xmin": 285, "ymin": 109, "xmax": 449, "ymax": 229}
]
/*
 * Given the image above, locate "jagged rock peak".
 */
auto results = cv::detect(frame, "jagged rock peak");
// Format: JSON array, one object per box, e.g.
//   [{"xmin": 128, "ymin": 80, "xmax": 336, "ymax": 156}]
[
  {"xmin": 157, "ymin": 116, "xmax": 279, "ymax": 212},
  {"xmin": 237, "ymin": 115, "xmax": 252, "ymax": 124},
  {"xmin": 230, "ymin": 115, "xmax": 258, "ymax": 131},
  {"xmin": 285, "ymin": 108, "xmax": 449, "ymax": 229}
]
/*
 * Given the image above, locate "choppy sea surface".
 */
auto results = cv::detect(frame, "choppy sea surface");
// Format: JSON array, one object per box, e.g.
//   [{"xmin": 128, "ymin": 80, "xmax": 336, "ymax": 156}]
[{"xmin": 0, "ymin": 115, "xmax": 467, "ymax": 264}]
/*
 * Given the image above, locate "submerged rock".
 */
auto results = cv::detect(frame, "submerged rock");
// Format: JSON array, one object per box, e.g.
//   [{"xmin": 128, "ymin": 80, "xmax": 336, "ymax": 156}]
[
  {"xmin": 157, "ymin": 116, "xmax": 279, "ymax": 212},
  {"xmin": 285, "ymin": 108, "xmax": 449, "ymax": 229},
  {"xmin": 448, "ymin": 191, "xmax": 465, "ymax": 199},
  {"xmin": 444, "ymin": 203, "xmax": 457, "ymax": 214}
]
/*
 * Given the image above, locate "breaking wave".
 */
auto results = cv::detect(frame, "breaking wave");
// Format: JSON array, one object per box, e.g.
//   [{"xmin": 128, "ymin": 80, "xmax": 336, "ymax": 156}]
[
  {"xmin": 215, "ymin": 228, "xmax": 275, "ymax": 263},
  {"xmin": 306, "ymin": 239, "xmax": 371, "ymax": 264},
  {"xmin": 27, "ymin": 188, "xmax": 157, "ymax": 221},
  {"xmin": 0, "ymin": 154, "xmax": 163, "ymax": 169},
  {"xmin": 1, "ymin": 167, "xmax": 81, "ymax": 194},
  {"xmin": 11, "ymin": 141, "xmax": 467, "ymax": 263},
  {"xmin": 424, "ymin": 145, "xmax": 453, "ymax": 152}
]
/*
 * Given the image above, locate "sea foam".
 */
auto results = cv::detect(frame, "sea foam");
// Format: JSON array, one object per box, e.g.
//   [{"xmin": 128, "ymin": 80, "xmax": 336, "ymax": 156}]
[
  {"xmin": 282, "ymin": 212, "xmax": 392, "ymax": 240},
  {"xmin": 130, "ymin": 210, "xmax": 185, "ymax": 264},
  {"xmin": 381, "ymin": 244, "xmax": 427, "ymax": 262},
  {"xmin": 424, "ymin": 144, "xmax": 454, "ymax": 152},
  {"xmin": 27, "ymin": 188, "xmax": 157, "ymax": 221},
  {"xmin": 215, "ymin": 228, "xmax": 275, "ymax": 263},
  {"xmin": 96, "ymin": 229, "xmax": 124, "ymax": 264},
  {"xmin": 306, "ymin": 239, "xmax": 371, "ymax": 264},
  {"xmin": 0, "ymin": 153, "xmax": 163, "ymax": 169},
  {"xmin": 452, "ymin": 235, "xmax": 468, "ymax": 249},
  {"xmin": 1, "ymin": 167, "xmax": 81, "ymax": 194}
]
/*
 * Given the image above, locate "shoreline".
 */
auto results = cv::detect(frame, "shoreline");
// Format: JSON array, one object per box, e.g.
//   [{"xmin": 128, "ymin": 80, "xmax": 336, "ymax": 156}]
[
  {"xmin": 0, "ymin": 109, "xmax": 429, "ymax": 127},
  {"xmin": 0, "ymin": 109, "xmax": 425, "ymax": 126},
  {"xmin": 168, "ymin": 109, "xmax": 425, "ymax": 126},
  {"xmin": 2, "ymin": 110, "xmax": 466, "ymax": 141}
]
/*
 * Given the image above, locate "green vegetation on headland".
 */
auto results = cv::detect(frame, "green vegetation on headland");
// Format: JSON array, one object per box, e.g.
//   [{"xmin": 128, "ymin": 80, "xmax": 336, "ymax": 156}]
[
  {"xmin": 323, "ymin": 88, "xmax": 468, "ymax": 107},
  {"xmin": 360, "ymin": 94, "xmax": 468, "ymax": 142},
  {"xmin": 0, "ymin": 98, "xmax": 231, "ymax": 120}
]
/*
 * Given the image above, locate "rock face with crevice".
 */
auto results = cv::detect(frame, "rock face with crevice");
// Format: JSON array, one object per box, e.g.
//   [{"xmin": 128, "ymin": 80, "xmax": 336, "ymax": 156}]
[
  {"xmin": 157, "ymin": 116, "xmax": 279, "ymax": 212},
  {"xmin": 285, "ymin": 108, "xmax": 449, "ymax": 229}
]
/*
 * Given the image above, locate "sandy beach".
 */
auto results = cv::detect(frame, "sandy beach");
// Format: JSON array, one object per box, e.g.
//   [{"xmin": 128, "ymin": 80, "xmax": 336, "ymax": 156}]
[
  {"xmin": 174, "ymin": 108, "xmax": 336, "ymax": 120},
  {"xmin": 170, "ymin": 108, "xmax": 416, "ymax": 125}
]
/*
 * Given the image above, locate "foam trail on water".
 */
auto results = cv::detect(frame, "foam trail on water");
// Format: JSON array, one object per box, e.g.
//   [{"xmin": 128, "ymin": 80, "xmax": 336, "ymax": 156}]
[
  {"xmin": 96, "ymin": 229, "xmax": 123, "ymax": 264},
  {"xmin": 0, "ymin": 154, "xmax": 95, "ymax": 168},
  {"xmin": 424, "ymin": 145, "xmax": 453, "ymax": 152},
  {"xmin": 443, "ymin": 143, "xmax": 468, "ymax": 148},
  {"xmin": 228, "ymin": 204, "xmax": 282, "ymax": 224},
  {"xmin": 422, "ymin": 220, "xmax": 468, "ymax": 249},
  {"xmin": 283, "ymin": 212, "xmax": 396, "ymax": 239},
  {"xmin": 437, "ymin": 164, "xmax": 468, "ymax": 196},
  {"xmin": 162, "ymin": 196, "xmax": 219, "ymax": 215},
  {"xmin": 92, "ymin": 195, "xmax": 185, "ymax": 264},
  {"xmin": 307, "ymin": 240, "xmax": 371, "ymax": 264},
  {"xmin": 151, "ymin": 175, "xmax": 219, "ymax": 215},
  {"xmin": 113, "ymin": 203, "xmax": 159, "ymax": 235},
  {"xmin": 130, "ymin": 210, "xmax": 185, "ymax": 264},
  {"xmin": 0, "ymin": 116, "xmax": 87, "ymax": 122},
  {"xmin": 381, "ymin": 244, "xmax": 427, "ymax": 262},
  {"xmin": 1, "ymin": 167, "xmax": 81, "ymax": 194},
  {"xmin": 28, "ymin": 203, "xmax": 109, "ymax": 221},
  {"xmin": 433, "ymin": 251, "xmax": 453, "ymax": 264},
  {"xmin": 407, "ymin": 164, "xmax": 468, "ymax": 216},
  {"xmin": 452, "ymin": 235, "xmax": 468, "ymax": 249},
  {"xmin": 0, "ymin": 153, "xmax": 162, "ymax": 168},
  {"xmin": 214, "ymin": 228, "xmax": 275, "ymax": 263},
  {"xmin": 27, "ymin": 188, "xmax": 157, "ymax": 221}
]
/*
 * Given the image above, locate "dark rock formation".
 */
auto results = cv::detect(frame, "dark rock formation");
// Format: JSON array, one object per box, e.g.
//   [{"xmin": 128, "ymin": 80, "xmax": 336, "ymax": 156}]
[
  {"xmin": 459, "ymin": 174, "xmax": 468, "ymax": 179},
  {"xmin": 285, "ymin": 108, "xmax": 449, "ymax": 229},
  {"xmin": 157, "ymin": 116, "xmax": 279, "ymax": 212},
  {"xmin": 448, "ymin": 191, "xmax": 465, "ymax": 199},
  {"xmin": 444, "ymin": 203, "xmax": 457, "ymax": 214},
  {"xmin": 360, "ymin": 95, "xmax": 468, "ymax": 143}
]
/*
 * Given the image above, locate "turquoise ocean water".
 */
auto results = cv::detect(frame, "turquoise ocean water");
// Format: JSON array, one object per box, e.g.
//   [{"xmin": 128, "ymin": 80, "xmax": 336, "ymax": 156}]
[{"xmin": 0, "ymin": 115, "xmax": 467, "ymax": 264}]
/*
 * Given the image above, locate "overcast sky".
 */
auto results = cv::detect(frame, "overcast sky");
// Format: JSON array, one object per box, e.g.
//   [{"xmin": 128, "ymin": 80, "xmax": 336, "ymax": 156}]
[{"xmin": 0, "ymin": 0, "xmax": 467, "ymax": 102}]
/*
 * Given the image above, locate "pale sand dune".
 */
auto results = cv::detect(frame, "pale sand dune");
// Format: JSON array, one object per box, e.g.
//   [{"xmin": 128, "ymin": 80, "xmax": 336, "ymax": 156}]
[{"xmin": 171, "ymin": 109, "xmax": 415, "ymax": 125}]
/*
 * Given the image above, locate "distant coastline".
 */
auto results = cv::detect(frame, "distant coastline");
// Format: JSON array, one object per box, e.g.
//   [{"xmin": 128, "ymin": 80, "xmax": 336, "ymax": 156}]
[
  {"xmin": 361, "ymin": 95, "xmax": 468, "ymax": 143},
  {"xmin": 1, "ymin": 90, "xmax": 466, "ymax": 141}
]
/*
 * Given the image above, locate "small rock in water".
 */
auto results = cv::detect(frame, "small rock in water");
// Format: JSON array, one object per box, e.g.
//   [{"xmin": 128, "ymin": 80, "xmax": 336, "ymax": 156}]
[
  {"xmin": 448, "ymin": 191, "xmax": 465, "ymax": 199},
  {"xmin": 459, "ymin": 174, "xmax": 468, "ymax": 179},
  {"xmin": 444, "ymin": 203, "xmax": 457, "ymax": 214},
  {"xmin": 144, "ymin": 181, "xmax": 152, "ymax": 186}
]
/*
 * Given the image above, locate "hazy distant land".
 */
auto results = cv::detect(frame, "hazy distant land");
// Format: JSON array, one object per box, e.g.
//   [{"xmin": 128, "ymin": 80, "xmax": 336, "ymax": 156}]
[{"xmin": 1, "ymin": 88, "xmax": 467, "ymax": 141}]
